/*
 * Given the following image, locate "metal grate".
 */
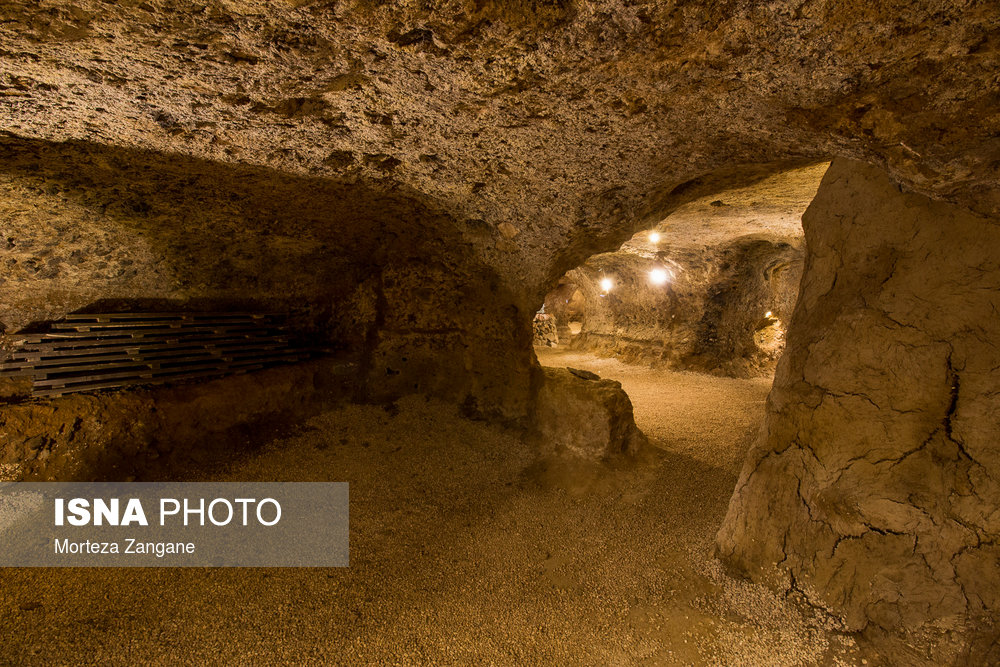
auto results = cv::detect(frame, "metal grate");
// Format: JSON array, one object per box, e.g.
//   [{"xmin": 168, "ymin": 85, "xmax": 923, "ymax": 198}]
[{"xmin": 0, "ymin": 312, "xmax": 313, "ymax": 397}]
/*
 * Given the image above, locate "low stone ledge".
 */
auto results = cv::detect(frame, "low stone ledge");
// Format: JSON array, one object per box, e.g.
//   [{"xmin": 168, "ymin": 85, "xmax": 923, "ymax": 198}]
[{"xmin": 0, "ymin": 358, "xmax": 356, "ymax": 481}]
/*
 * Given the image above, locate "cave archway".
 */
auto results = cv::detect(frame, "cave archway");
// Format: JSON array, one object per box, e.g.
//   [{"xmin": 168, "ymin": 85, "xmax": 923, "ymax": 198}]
[
  {"xmin": 5, "ymin": 149, "xmax": 997, "ymax": 662},
  {"xmin": 534, "ymin": 162, "xmax": 824, "ymax": 376}
]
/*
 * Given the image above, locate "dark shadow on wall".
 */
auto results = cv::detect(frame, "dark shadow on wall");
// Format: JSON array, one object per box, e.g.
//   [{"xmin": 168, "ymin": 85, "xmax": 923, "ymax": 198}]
[
  {"xmin": 0, "ymin": 135, "xmax": 531, "ymax": 417},
  {"xmin": 0, "ymin": 134, "xmax": 481, "ymax": 337}
]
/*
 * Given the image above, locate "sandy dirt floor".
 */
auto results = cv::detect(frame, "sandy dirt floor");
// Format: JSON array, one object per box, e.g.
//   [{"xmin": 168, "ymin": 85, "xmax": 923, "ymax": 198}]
[{"xmin": 0, "ymin": 349, "xmax": 869, "ymax": 665}]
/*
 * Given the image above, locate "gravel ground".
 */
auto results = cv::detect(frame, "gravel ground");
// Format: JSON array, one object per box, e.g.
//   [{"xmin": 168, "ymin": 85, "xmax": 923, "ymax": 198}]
[{"xmin": 0, "ymin": 350, "xmax": 868, "ymax": 665}]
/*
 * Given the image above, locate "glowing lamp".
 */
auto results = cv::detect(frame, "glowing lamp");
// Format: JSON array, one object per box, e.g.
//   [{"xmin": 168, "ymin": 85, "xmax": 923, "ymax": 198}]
[
  {"xmin": 649, "ymin": 231, "xmax": 661, "ymax": 244},
  {"xmin": 649, "ymin": 268, "xmax": 669, "ymax": 286},
  {"xmin": 765, "ymin": 311, "xmax": 773, "ymax": 318},
  {"xmin": 599, "ymin": 277, "xmax": 614, "ymax": 293}
]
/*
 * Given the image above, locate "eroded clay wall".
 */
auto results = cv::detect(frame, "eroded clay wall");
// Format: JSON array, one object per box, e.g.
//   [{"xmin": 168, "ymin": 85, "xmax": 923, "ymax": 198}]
[{"xmin": 717, "ymin": 159, "xmax": 1000, "ymax": 663}]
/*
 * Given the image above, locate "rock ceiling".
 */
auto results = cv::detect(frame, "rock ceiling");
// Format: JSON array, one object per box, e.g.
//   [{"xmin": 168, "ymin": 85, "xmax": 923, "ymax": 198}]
[
  {"xmin": 1, "ymin": 1, "xmax": 998, "ymax": 294},
  {"xmin": 622, "ymin": 161, "xmax": 827, "ymax": 253}
]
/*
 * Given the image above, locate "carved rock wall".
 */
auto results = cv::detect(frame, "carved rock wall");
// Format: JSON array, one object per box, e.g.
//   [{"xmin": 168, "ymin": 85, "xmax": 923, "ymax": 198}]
[
  {"xmin": 0, "ymin": 2, "xmax": 997, "ymax": 652},
  {"xmin": 1, "ymin": 0, "xmax": 998, "ymax": 299},
  {"xmin": 1, "ymin": 1, "xmax": 998, "ymax": 422},
  {"xmin": 717, "ymin": 159, "xmax": 1000, "ymax": 663}
]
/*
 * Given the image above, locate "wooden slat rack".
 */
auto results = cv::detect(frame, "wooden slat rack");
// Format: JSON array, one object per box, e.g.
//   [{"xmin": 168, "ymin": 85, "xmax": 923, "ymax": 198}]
[{"xmin": 0, "ymin": 312, "xmax": 314, "ymax": 397}]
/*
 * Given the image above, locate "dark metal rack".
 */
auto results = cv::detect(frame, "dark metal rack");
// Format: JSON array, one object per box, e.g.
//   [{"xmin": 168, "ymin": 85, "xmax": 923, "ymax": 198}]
[{"xmin": 0, "ymin": 312, "xmax": 312, "ymax": 397}]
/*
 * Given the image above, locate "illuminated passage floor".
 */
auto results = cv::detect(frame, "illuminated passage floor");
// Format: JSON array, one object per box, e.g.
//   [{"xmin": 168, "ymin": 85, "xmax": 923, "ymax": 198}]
[{"xmin": 2, "ymin": 351, "xmax": 866, "ymax": 665}]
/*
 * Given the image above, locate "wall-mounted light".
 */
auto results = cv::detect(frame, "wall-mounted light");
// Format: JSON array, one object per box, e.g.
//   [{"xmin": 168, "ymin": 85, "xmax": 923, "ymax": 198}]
[
  {"xmin": 765, "ymin": 311, "xmax": 773, "ymax": 318},
  {"xmin": 599, "ymin": 276, "xmax": 614, "ymax": 293},
  {"xmin": 649, "ymin": 268, "xmax": 669, "ymax": 286},
  {"xmin": 649, "ymin": 231, "xmax": 661, "ymax": 244}
]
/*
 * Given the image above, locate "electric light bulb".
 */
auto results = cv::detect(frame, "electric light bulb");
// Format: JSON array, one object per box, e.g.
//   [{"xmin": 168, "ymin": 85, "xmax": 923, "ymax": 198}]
[
  {"xmin": 649, "ymin": 268, "xmax": 669, "ymax": 286},
  {"xmin": 649, "ymin": 231, "xmax": 661, "ymax": 244},
  {"xmin": 765, "ymin": 311, "xmax": 773, "ymax": 318},
  {"xmin": 599, "ymin": 277, "xmax": 614, "ymax": 292}
]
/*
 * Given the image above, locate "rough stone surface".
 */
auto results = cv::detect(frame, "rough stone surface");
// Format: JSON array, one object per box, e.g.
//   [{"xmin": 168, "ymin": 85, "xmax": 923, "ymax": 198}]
[
  {"xmin": 1, "ymin": 2, "xmax": 1000, "ymax": 655},
  {"xmin": 625, "ymin": 162, "xmax": 829, "ymax": 249},
  {"xmin": 530, "ymin": 367, "xmax": 646, "ymax": 459},
  {"xmin": 2, "ymin": 0, "xmax": 999, "ymax": 298},
  {"xmin": 0, "ymin": 138, "xmax": 533, "ymax": 420},
  {"xmin": 717, "ymin": 159, "xmax": 1000, "ymax": 664},
  {"xmin": 532, "ymin": 313, "xmax": 559, "ymax": 347}
]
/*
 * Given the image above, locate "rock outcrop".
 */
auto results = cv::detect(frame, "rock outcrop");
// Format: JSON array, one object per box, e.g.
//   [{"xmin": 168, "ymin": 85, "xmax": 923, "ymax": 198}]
[
  {"xmin": 530, "ymin": 367, "xmax": 646, "ymax": 459},
  {"xmin": 717, "ymin": 158, "xmax": 1000, "ymax": 664},
  {"xmin": 532, "ymin": 313, "xmax": 559, "ymax": 347}
]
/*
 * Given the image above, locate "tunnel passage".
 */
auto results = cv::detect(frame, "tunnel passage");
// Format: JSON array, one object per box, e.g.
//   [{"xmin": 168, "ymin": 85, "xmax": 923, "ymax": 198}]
[
  {"xmin": 539, "ymin": 163, "xmax": 824, "ymax": 378},
  {"xmin": 0, "ymin": 145, "xmax": 834, "ymax": 480},
  {"xmin": 548, "ymin": 236, "xmax": 804, "ymax": 377},
  {"xmin": 532, "ymin": 157, "xmax": 1000, "ymax": 661},
  {"xmin": 3, "ymin": 130, "xmax": 1000, "ymax": 662}
]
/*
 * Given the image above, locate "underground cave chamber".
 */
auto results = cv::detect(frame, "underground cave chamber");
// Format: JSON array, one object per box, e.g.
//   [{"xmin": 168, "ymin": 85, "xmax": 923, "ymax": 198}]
[
  {"xmin": 3, "ymin": 155, "xmax": 998, "ymax": 664},
  {"xmin": 1, "ymin": 1, "xmax": 999, "ymax": 664}
]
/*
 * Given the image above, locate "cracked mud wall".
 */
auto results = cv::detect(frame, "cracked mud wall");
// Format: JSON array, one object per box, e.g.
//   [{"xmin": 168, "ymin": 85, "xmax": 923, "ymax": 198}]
[
  {"xmin": 717, "ymin": 158, "xmax": 1000, "ymax": 663},
  {"xmin": 554, "ymin": 237, "xmax": 803, "ymax": 377}
]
